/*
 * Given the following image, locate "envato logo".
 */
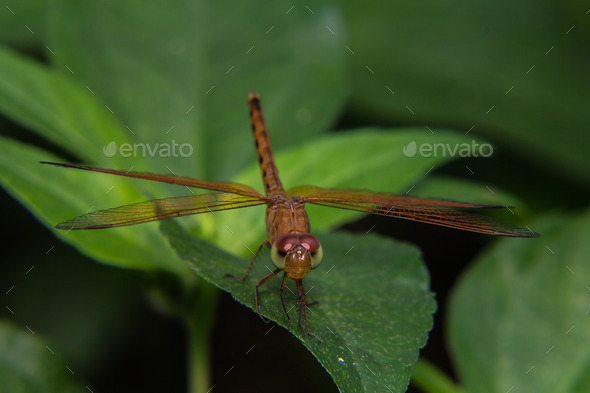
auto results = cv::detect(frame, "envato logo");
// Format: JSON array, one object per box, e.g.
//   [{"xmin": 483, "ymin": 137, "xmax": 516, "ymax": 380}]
[
  {"xmin": 402, "ymin": 141, "xmax": 493, "ymax": 158},
  {"xmin": 103, "ymin": 140, "xmax": 194, "ymax": 158}
]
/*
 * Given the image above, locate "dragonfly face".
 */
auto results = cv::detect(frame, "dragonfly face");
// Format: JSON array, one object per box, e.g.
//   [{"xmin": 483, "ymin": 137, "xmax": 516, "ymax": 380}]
[{"xmin": 270, "ymin": 233, "xmax": 323, "ymax": 280}]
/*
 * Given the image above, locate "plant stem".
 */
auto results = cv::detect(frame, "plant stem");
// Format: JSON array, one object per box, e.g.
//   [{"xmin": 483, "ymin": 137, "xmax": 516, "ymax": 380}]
[
  {"xmin": 410, "ymin": 359, "xmax": 464, "ymax": 393},
  {"xmin": 184, "ymin": 281, "xmax": 219, "ymax": 393}
]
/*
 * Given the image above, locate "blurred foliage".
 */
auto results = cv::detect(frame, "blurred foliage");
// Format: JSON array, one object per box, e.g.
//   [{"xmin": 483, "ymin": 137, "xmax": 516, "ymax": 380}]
[
  {"xmin": 449, "ymin": 209, "xmax": 590, "ymax": 393},
  {"xmin": 0, "ymin": 1, "xmax": 587, "ymax": 393},
  {"xmin": 0, "ymin": 323, "xmax": 87, "ymax": 393},
  {"xmin": 338, "ymin": 0, "xmax": 590, "ymax": 188}
]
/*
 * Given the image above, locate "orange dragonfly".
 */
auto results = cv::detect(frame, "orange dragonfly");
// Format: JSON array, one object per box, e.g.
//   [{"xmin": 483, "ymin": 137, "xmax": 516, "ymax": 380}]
[{"xmin": 42, "ymin": 92, "xmax": 538, "ymax": 338}]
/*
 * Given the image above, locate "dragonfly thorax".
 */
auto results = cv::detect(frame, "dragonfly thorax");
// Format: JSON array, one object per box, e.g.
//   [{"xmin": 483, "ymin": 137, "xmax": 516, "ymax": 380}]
[
  {"xmin": 265, "ymin": 199, "xmax": 310, "ymax": 245},
  {"xmin": 270, "ymin": 233, "xmax": 323, "ymax": 279}
]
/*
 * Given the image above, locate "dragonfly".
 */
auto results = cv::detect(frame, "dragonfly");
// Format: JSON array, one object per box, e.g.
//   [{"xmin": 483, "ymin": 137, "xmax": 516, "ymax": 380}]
[{"xmin": 42, "ymin": 92, "xmax": 538, "ymax": 339}]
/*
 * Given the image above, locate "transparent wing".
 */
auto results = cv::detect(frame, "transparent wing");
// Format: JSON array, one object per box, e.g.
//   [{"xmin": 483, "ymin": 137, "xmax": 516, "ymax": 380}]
[
  {"xmin": 289, "ymin": 185, "xmax": 538, "ymax": 238},
  {"xmin": 41, "ymin": 162, "xmax": 263, "ymax": 197},
  {"xmin": 56, "ymin": 193, "xmax": 268, "ymax": 229}
]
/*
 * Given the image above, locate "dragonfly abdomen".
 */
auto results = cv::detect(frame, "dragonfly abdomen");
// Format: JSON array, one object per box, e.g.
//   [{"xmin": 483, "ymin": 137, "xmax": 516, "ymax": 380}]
[{"xmin": 248, "ymin": 92, "xmax": 285, "ymax": 196}]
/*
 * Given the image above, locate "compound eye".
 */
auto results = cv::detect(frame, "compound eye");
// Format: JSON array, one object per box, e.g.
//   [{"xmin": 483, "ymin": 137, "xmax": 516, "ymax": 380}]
[
  {"xmin": 270, "ymin": 234, "xmax": 298, "ymax": 269},
  {"xmin": 298, "ymin": 234, "xmax": 323, "ymax": 268}
]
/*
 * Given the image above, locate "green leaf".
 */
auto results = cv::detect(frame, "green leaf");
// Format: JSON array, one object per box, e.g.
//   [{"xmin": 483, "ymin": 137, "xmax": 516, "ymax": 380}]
[
  {"xmin": 0, "ymin": 322, "xmax": 88, "ymax": 393},
  {"xmin": 0, "ymin": 136, "xmax": 189, "ymax": 276},
  {"xmin": 0, "ymin": 46, "xmax": 133, "ymax": 164},
  {"xmin": 413, "ymin": 175, "xmax": 534, "ymax": 222},
  {"xmin": 573, "ymin": 370, "xmax": 590, "ymax": 393},
  {"xmin": 412, "ymin": 175, "xmax": 522, "ymax": 207},
  {"xmin": 162, "ymin": 221, "xmax": 435, "ymax": 393},
  {"xmin": 212, "ymin": 129, "xmax": 494, "ymax": 256},
  {"xmin": 336, "ymin": 0, "xmax": 590, "ymax": 187},
  {"xmin": 48, "ymin": 0, "xmax": 349, "ymax": 179},
  {"xmin": 0, "ymin": 0, "xmax": 45, "ymax": 47},
  {"xmin": 411, "ymin": 359, "xmax": 465, "ymax": 393},
  {"xmin": 448, "ymin": 208, "xmax": 590, "ymax": 393}
]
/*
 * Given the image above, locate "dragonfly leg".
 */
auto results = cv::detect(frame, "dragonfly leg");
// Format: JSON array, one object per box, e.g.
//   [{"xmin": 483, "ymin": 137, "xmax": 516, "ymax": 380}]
[
  {"xmin": 226, "ymin": 240, "xmax": 270, "ymax": 281},
  {"xmin": 278, "ymin": 272, "xmax": 291, "ymax": 331},
  {"xmin": 295, "ymin": 279, "xmax": 321, "ymax": 343},
  {"xmin": 254, "ymin": 267, "xmax": 282, "ymax": 323}
]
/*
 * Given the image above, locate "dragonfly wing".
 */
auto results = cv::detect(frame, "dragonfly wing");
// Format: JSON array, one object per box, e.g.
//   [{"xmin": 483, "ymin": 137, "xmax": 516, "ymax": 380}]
[
  {"xmin": 289, "ymin": 185, "xmax": 538, "ymax": 238},
  {"xmin": 41, "ymin": 162, "xmax": 263, "ymax": 197},
  {"xmin": 57, "ymin": 193, "xmax": 268, "ymax": 229},
  {"xmin": 289, "ymin": 185, "xmax": 508, "ymax": 209}
]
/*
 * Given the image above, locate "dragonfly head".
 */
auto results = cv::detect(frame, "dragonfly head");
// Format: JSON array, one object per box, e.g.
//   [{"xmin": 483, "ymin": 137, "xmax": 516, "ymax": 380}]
[{"xmin": 271, "ymin": 233, "xmax": 323, "ymax": 279}]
